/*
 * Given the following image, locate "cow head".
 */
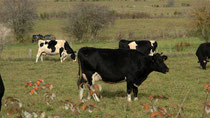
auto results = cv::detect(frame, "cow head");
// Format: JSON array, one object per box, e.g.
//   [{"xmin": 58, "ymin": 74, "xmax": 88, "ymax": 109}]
[
  {"xmin": 199, "ymin": 60, "xmax": 207, "ymax": 69},
  {"xmin": 70, "ymin": 51, "xmax": 76, "ymax": 61},
  {"xmin": 151, "ymin": 53, "xmax": 169, "ymax": 74}
]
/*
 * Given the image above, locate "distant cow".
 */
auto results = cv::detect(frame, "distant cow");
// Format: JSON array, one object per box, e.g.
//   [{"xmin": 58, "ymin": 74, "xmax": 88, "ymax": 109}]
[
  {"xmin": 119, "ymin": 40, "xmax": 158, "ymax": 56},
  {"xmin": 77, "ymin": 47, "xmax": 169, "ymax": 102},
  {"xmin": 36, "ymin": 40, "xmax": 76, "ymax": 63},
  {"xmin": 44, "ymin": 34, "xmax": 56, "ymax": 40},
  {"xmin": 32, "ymin": 34, "xmax": 43, "ymax": 43},
  {"xmin": 0, "ymin": 74, "xmax": 5, "ymax": 111},
  {"xmin": 196, "ymin": 43, "xmax": 210, "ymax": 69}
]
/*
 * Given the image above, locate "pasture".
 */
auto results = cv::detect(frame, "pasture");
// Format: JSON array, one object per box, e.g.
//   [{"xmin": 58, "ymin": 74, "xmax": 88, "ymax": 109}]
[
  {"xmin": 0, "ymin": 37, "xmax": 209, "ymax": 117},
  {"xmin": 0, "ymin": 0, "xmax": 209, "ymax": 117}
]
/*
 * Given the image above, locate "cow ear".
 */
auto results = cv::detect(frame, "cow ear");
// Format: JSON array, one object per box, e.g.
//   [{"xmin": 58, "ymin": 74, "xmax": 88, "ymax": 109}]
[{"xmin": 162, "ymin": 55, "xmax": 168, "ymax": 61}]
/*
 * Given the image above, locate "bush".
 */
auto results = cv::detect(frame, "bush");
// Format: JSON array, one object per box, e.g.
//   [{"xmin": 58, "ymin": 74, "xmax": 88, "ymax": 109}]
[
  {"xmin": 0, "ymin": 24, "xmax": 11, "ymax": 57},
  {"xmin": 64, "ymin": 3, "xmax": 114, "ymax": 41},
  {"xmin": 0, "ymin": 0, "xmax": 37, "ymax": 42},
  {"xmin": 167, "ymin": 0, "xmax": 175, "ymax": 7},
  {"xmin": 190, "ymin": 0, "xmax": 210, "ymax": 42}
]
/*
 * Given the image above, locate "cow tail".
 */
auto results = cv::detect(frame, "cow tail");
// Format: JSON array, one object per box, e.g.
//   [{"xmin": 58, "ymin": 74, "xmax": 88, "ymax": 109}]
[{"xmin": 77, "ymin": 57, "xmax": 82, "ymax": 89}]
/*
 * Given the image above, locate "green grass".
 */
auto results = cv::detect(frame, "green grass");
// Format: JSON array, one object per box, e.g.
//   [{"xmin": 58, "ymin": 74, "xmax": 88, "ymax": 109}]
[
  {"xmin": 37, "ymin": 0, "xmax": 195, "ymax": 15},
  {"xmin": 31, "ymin": 17, "xmax": 190, "ymax": 41},
  {"xmin": 0, "ymin": 37, "xmax": 209, "ymax": 117}
]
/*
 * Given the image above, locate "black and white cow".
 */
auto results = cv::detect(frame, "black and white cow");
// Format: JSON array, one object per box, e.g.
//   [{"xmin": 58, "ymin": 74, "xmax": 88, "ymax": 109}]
[
  {"xmin": 0, "ymin": 74, "xmax": 5, "ymax": 111},
  {"xmin": 119, "ymin": 40, "xmax": 158, "ymax": 56},
  {"xmin": 196, "ymin": 43, "xmax": 210, "ymax": 69},
  {"xmin": 36, "ymin": 40, "xmax": 76, "ymax": 63},
  {"xmin": 77, "ymin": 47, "xmax": 169, "ymax": 102}
]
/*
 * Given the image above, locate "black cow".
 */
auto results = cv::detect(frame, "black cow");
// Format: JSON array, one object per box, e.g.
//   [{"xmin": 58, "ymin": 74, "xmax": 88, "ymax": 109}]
[
  {"xmin": 36, "ymin": 40, "xmax": 76, "ymax": 63},
  {"xmin": 0, "ymin": 74, "xmax": 5, "ymax": 111},
  {"xmin": 119, "ymin": 39, "xmax": 158, "ymax": 56},
  {"xmin": 77, "ymin": 47, "xmax": 169, "ymax": 102},
  {"xmin": 44, "ymin": 34, "xmax": 56, "ymax": 40},
  {"xmin": 32, "ymin": 34, "xmax": 43, "ymax": 43},
  {"xmin": 196, "ymin": 43, "xmax": 210, "ymax": 69}
]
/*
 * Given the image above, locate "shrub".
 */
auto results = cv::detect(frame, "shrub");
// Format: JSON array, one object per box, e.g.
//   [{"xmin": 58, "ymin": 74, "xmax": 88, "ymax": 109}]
[
  {"xmin": 190, "ymin": 0, "xmax": 210, "ymax": 42},
  {"xmin": 64, "ymin": 3, "xmax": 114, "ymax": 41},
  {"xmin": 0, "ymin": 0, "xmax": 37, "ymax": 42}
]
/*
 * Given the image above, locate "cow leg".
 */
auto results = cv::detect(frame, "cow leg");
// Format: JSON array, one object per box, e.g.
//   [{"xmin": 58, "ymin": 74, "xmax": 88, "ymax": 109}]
[
  {"xmin": 40, "ymin": 55, "xmax": 44, "ymax": 62},
  {"xmin": 59, "ymin": 48, "xmax": 64, "ymax": 62},
  {"xmin": 127, "ymin": 82, "xmax": 133, "ymax": 102},
  {"xmin": 62, "ymin": 54, "xmax": 68, "ymax": 62},
  {"xmin": 133, "ymin": 86, "xmax": 138, "ymax": 101},
  {"xmin": 86, "ymin": 72, "xmax": 100, "ymax": 102},
  {"xmin": 79, "ymin": 84, "xmax": 85, "ymax": 100},
  {"xmin": 35, "ymin": 52, "xmax": 42, "ymax": 63},
  {"xmin": 87, "ymin": 72, "xmax": 102, "ymax": 100},
  {"xmin": 199, "ymin": 58, "xmax": 207, "ymax": 69}
]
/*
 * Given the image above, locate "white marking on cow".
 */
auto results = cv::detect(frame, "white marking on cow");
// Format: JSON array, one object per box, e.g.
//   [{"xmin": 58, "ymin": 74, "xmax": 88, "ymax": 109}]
[
  {"xmin": 149, "ymin": 40, "xmax": 156, "ymax": 56},
  {"xmin": 92, "ymin": 93, "xmax": 100, "ymax": 102},
  {"xmin": 204, "ymin": 60, "xmax": 206, "ymax": 63},
  {"xmin": 149, "ymin": 50, "xmax": 154, "ymax": 56},
  {"xmin": 87, "ymin": 92, "xmax": 91, "ymax": 100},
  {"xmin": 92, "ymin": 72, "xmax": 102, "ymax": 85},
  {"xmin": 79, "ymin": 87, "xmax": 84, "ymax": 100},
  {"xmin": 128, "ymin": 41, "xmax": 138, "ymax": 50},
  {"xmin": 128, "ymin": 94, "xmax": 131, "ymax": 102},
  {"xmin": 133, "ymin": 83, "xmax": 139, "ymax": 88},
  {"xmin": 82, "ymin": 73, "xmax": 88, "ymax": 81},
  {"xmin": 134, "ymin": 97, "xmax": 138, "ymax": 101},
  {"xmin": 150, "ymin": 40, "xmax": 155, "ymax": 47}
]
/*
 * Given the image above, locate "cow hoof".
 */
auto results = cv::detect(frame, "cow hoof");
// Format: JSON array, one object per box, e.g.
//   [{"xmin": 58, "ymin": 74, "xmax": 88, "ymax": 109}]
[
  {"xmin": 134, "ymin": 97, "xmax": 138, "ymax": 101},
  {"xmin": 87, "ymin": 95, "xmax": 91, "ymax": 100},
  {"xmin": 92, "ymin": 93, "xmax": 100, "ymax": 102},
  {"xmin": 128, "ymin": 98, "xmax": 131, "ymax": 102}
]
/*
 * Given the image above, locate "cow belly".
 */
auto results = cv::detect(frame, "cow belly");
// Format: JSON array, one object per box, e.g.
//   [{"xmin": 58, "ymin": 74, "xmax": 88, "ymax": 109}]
[
  {"xmin": 41, "ymin": 48, "xmax": 59, "ymax": 55},
  {"xmin": 98, "ymin": 73, "xmax": 125, "ymax": 83}
]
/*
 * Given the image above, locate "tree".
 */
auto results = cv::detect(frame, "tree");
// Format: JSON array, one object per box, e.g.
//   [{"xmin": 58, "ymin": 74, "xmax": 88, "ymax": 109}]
[
  {"xmin": 190, "ymin": 0, "xmax": 210, "ymax": 42},
  {"xmin": 0, "ymin": 0, "xmax": 37, "ymax": 41},
  {"xmin": 65, "ymin": 3, "xmax": 114, "ymax": 41},
  {"xmin": 0, "ymin": 24, "xmax": 11, "ymax": 57}
]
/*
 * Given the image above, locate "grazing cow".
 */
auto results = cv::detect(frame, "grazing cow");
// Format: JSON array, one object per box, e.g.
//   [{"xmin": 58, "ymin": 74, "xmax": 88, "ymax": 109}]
[
  {"xmin": 196, "ymin": 43, "xmax": 210, "ymax": 69},
  {"xmin": 77, "ymin": 47, "xmax": 169, "ymax": 102},
  {"xmin": 119, "ymin": 40, "xmax": 158, "ymax": 56},
  {"xmin": 32, "ymin": 34, "xmax": 43, "ymax": 43},
  {"xmin": 44, "ymin": 34, "xmax": 56, "ymax": 40},
  {"xmin": 0, "ymin": 74, "xmax": 5, "ymax": 111},
  {"xmin": 36, "ymin": 40, "xmax": 76, "ymax": 63}
]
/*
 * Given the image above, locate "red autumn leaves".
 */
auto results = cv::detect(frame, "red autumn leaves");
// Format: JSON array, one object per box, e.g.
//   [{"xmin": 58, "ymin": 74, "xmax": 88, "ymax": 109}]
[
  {"xmin": 143, "ymin": 94, "xmax": 172, "ymax": 118},
  {"xmin": 24, "ymin": 79, "xmax": 52, "ymax": 95},
  {"xmin": 204, "ymin": 84, "xmax": 210, "ymax": 91}
]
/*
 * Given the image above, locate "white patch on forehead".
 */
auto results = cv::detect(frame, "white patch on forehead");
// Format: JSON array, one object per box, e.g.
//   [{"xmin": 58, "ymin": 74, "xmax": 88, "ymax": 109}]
[
  {"xmin": 150, "ymin": 40, "xmax": 155, "ymax": 47},
  {"xmin": 92, "ymin": 72, "xmax": 102, "ymax": 85},
  {"xmin": 128, "ymin": 41, "xmax": 137, "ymax": 50}
]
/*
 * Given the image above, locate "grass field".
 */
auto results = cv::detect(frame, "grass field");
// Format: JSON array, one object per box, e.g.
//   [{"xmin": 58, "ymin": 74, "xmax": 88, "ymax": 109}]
[
  {"xmin": 0, "ymin": 37, "xmax": 209, "ymax": 117},
  {"xmin": 0, "ymin": 0, "xmax": 209, "ymax": 117}
]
